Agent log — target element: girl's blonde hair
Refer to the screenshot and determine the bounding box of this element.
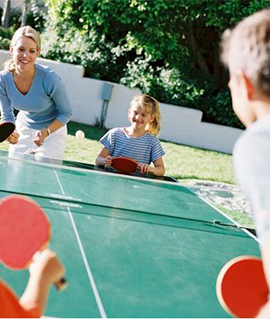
[130,94,161,135]
[4,25,41,72]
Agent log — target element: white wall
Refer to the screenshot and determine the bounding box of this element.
[0,50,243,154]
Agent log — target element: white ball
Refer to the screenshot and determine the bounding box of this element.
[75,130,85,140]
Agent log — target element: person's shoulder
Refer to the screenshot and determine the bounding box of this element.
[0,69,10,80]
[145,132,160,142]
[239,116,270,145]
[35,63,60,82]
[108,127,124,135]
[101,127,123,139]
[0,70,11,88]
[234,129,258,155]
[35,63,54,74]
[234,118,270,162]
[233,131,252,158]
[0,69,10,77]
[233,119,270,185]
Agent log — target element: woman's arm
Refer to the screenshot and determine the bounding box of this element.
[48,74,72,125]
[33,119,64,147]
[0,76,16,124]
[0,77,19,144]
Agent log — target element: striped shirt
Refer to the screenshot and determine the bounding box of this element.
[100,127,165,164]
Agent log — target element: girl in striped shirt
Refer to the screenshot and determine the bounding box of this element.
[96,94,165,176]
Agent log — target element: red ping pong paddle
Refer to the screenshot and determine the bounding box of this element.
[0,195,67,291]
[0,122,15,143]
[216,255,269,318]
[111,156,139,174]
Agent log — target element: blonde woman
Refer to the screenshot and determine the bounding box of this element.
[96,94,165,176]
[0,26,72,159]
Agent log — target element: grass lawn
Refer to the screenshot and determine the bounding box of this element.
[0,121,254,228]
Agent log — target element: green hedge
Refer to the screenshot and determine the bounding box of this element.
[3,0,270,129]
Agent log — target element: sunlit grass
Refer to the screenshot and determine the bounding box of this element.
[214,205,255,230]
[162,141,235,184]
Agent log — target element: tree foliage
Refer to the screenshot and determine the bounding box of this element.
[42,0,270,128]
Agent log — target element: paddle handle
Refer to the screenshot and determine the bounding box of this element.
[55,277,68,291]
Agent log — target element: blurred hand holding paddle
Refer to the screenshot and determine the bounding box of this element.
[216,255,269,318]
[0,122,16,143]
[0,195,67,291]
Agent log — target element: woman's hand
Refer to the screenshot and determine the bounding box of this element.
[33,129,48,147]
[7,131,19,144]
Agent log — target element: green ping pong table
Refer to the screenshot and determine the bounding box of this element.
[0,149,260,318]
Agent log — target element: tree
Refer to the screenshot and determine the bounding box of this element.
[20,0,30,27]
[1,0,11,28]
[42,0,270,128]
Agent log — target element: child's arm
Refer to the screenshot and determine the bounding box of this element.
[140,157,165,177]
[95,147,112,167]
[19,249,65,316]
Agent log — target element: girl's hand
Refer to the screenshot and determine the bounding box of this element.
[33,129,47,147]
[105,155,113,167]
[7,131,19,144]
[138,159,165,176]
[139,163,152,174]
